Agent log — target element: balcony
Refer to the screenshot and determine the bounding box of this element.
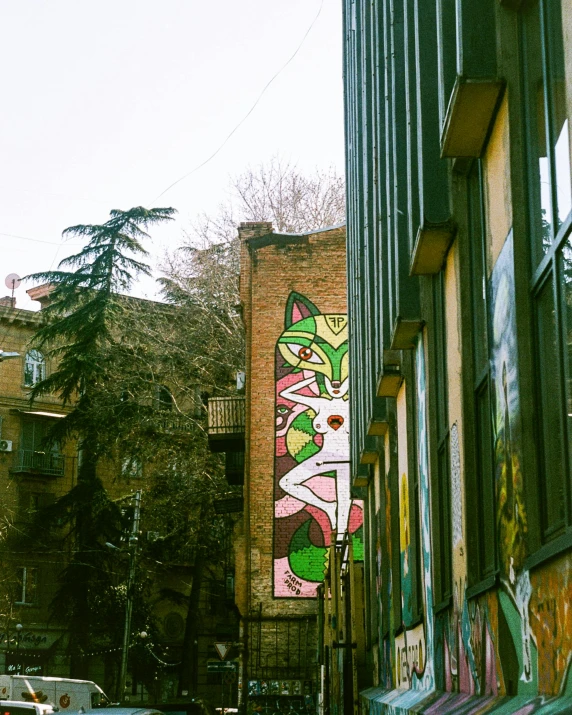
[207,396,245,452]
[154,414,194,433]
[12,449,65,477]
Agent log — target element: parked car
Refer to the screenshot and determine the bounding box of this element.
[153,703,212,715]
[0,699,55,715]
[69,710,163,715]
[0,676,109,712]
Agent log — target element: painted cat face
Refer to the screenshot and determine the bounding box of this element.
[278,292,348,392]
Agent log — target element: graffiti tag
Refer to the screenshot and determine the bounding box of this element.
[284,571,303,595]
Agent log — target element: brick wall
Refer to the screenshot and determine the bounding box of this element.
[238,223,347,623]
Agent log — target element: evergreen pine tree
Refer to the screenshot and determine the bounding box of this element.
[25,206,176,679]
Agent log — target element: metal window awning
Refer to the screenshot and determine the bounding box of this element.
[11,409,66,419]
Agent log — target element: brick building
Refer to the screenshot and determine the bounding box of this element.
[0,288,237,708]
[208,222,363,712]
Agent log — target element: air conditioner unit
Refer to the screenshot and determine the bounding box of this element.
[0,440,13,452]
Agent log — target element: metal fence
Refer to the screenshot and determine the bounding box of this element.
[12,449,65,477]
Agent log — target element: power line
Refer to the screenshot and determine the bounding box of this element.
[0,231,79,247]
[151,0,325,204]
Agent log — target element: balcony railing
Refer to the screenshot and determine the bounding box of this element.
[207,396,245,452]
[155,414,194,433]
[12,449,65,477]
[208,396,245,436]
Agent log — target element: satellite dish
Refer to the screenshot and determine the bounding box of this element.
[5,273,21,290]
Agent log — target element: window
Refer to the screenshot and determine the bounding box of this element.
[522,0,571,265]
[23,350,45,387]
[15,566,38,605]
[466,161,497,590]
[521,0,572,551]
[19,491,55,522]
[17,420,63,476]
[155,385,173,411]
[122,456,143,480]
[430,272,452,607]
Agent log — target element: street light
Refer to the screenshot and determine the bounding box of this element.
[15,623,23,674]
[112,490,142,703]
[0,350,20,362]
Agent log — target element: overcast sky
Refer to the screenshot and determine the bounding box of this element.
[0,0,344,310]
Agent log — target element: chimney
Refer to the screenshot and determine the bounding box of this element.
[237,221,273,243]
[26,283,54,309]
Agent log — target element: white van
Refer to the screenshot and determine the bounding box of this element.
[0,677,109,712]
[0,700,55,715]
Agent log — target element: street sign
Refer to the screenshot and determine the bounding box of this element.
[207,660,237,673]
[214,642,232,660]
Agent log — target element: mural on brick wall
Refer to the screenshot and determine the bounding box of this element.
[273,292,363,597]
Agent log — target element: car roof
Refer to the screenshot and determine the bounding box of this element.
[67,710,163,715]
[0,702,54,712]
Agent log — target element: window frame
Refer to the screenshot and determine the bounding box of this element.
[428,271,453,610]
[15,566,38,606]
[464,160,498,595]
[520,0,572,563]
[23,350,46,388]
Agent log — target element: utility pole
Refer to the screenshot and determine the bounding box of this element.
[118,489,141,702]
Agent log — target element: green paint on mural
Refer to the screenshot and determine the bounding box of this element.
[498,590,538,696]
[288,520,327,582]
[296,438,321,464]
[284,411,320,465]
[352,530,364,561]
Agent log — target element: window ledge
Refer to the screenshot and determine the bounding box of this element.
[352,464,370,488]
[440,76,505,158]
[410,220,457,275]
[525,530,572,571]
[359,437,379,466]
[390,318,424,350]
[466,573,497,600]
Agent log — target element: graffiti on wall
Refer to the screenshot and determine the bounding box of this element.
[273,293,363,597]
[412,337,435,692]
[490,232,527,579]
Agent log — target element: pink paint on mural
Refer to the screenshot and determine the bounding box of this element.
[273,293,363,597]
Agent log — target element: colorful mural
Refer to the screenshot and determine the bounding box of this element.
[413,337,435,692]
[490,232,528,579]
[273,292,363,597]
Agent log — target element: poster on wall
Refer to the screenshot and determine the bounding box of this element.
[273,292,363,597]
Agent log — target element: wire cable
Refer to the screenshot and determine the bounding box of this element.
[151,0,325,204]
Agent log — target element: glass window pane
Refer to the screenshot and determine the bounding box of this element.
[468,164,487,375]
[25,568,37,604]
[561,242,572,513]
[522,1,553,261]
[536,274,566,535]
[555,119,572,226]
[476,381,495,577]
[24,350,45,387]
[437,438,451,601]
[545,0,572,227]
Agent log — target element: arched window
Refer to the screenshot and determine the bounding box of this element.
[155,385,173,411]
[24,350,46,387]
